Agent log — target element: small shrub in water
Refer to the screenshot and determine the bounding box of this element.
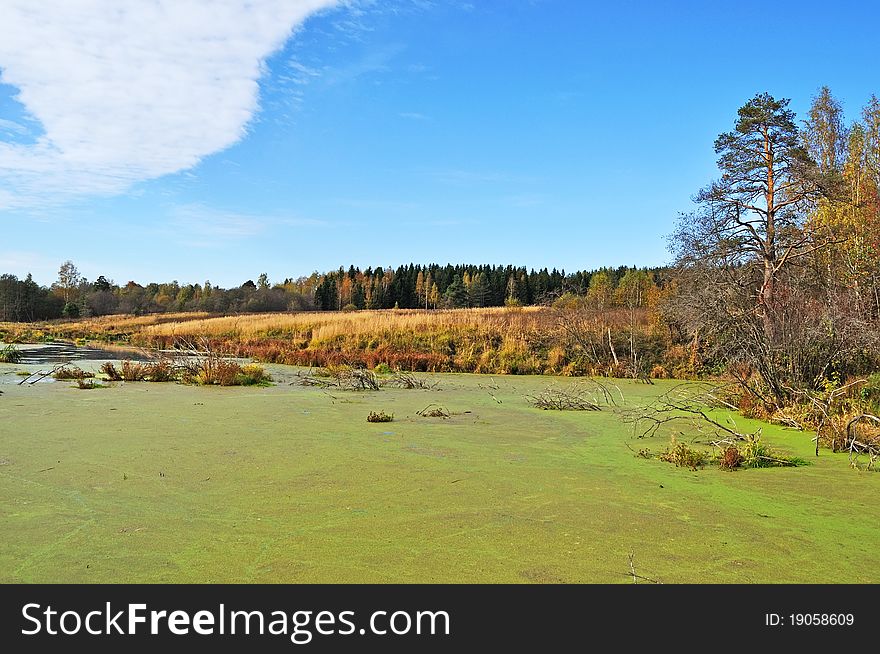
[53,365,94,380]
[121,360,149,381]
[74,378,104,390]
[181,356,260,386]
[659,437,708,470]
[736,434,805,468]
[718,446,743,470]
[367,411,394,423]
[234,363,272,386]
[145,358,178,382]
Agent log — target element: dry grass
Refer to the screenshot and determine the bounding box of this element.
[3,307,655,376]
[137,308,549,341]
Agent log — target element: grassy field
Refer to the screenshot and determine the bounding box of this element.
[0,307,655,375]
[1,358,877,583]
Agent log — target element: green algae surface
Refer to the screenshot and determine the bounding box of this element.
[1,364,877,583]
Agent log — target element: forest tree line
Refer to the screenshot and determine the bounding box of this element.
[0,262,665,322]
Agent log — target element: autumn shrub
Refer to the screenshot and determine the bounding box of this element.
[374,362,392,375]
[735,389,771,420]
[182,358,241,386]
[100,362,123,381]
[543,346,565,372]
[739,435,779,467]
[146,358,178,382]
[551,292,588,311]
[718,446,743,470]
[860,373,880,414]
[650,364,669,379]
[120,360,149,381]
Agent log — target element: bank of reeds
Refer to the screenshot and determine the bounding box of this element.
[2,307,672,377]
[125,308,657,376]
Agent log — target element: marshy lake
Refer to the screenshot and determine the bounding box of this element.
[1,350,877,583]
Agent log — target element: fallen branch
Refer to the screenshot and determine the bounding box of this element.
[387,371,439,390]
[626,551,661,584]
[527,385,602,411]
[416,404,450,418]
[18,364,65,385]
[622,382,750,440]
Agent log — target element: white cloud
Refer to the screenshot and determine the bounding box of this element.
[0,0,338,209]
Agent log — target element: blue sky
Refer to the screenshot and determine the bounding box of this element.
[1,0,877,287]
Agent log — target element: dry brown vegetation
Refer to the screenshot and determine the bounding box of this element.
[131,307,660,375]
[0,306,683,377]
[52,365,95,380]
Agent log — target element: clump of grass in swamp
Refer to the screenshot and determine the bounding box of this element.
[144,358,178,382]
[0,344,22,363]
[52,365,94,380]
[732,434,808,468]
[181,358,271,387]
[120,360,149,381]
[366,410,394,423]
[74,378,106,390]
[657,437,710,470]
[102,359,180,383]
[234,363,272,386]
[416,404,451,418]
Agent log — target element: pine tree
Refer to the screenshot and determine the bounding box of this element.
[444,275,469,308]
